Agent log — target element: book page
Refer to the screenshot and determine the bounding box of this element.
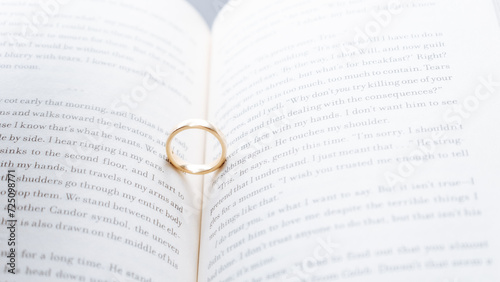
[198,0,500,281]
[0,0,209,281]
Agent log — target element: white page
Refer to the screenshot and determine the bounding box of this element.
[199,0,500,281]
[0,0,209,281]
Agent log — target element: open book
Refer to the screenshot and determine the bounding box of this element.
[1,0,500,281]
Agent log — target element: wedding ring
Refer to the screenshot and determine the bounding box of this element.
[166,119,227,175]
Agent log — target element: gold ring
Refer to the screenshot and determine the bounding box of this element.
[166,119,227,175]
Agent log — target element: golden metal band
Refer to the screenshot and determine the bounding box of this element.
[166,119,227,175]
